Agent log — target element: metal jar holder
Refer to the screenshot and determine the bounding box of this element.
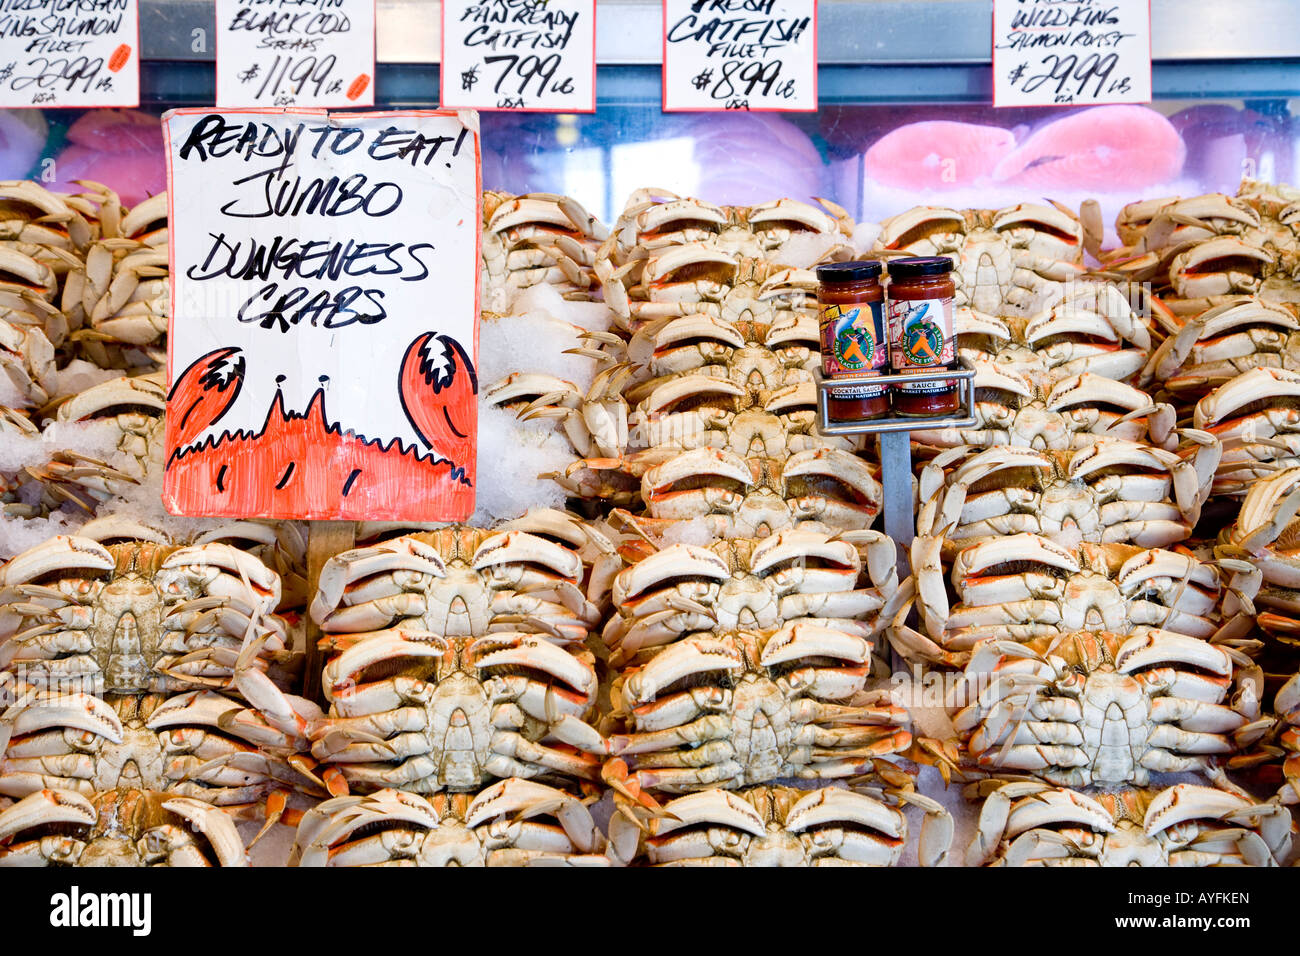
[815,356,977,576]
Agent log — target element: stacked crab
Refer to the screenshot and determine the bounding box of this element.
[870,195,1298,866]
[0,181,171,529]
[494,188,887,541]
[274,512,621,866]
[7,175,1300,868]
[476,189,956,866]
[596,527,955,866]
[1108,181,1300,812]
[0,524,322,867]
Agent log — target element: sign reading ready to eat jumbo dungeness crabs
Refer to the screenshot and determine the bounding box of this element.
[161,108,482,521]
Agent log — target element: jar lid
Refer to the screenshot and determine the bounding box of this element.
[815,260,883,283]
[888,256,954,278]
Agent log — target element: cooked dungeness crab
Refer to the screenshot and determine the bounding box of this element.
[602,529,899,668]
[481,192,607,312]
[253,628,608,795]
[910,361,1177,455]
[1194,366,1300,495]
[915,436,1220,555]
[603,623,910,795]
[308,511,607,646]
[891,533,1226,666]
[958,281,1156,388]
[0,787,246,866]
[33,372,165,513]
[0,689,323,807]
[598,236,835,331]
[560,446,882,537]
[1106,180,1300,315]
[1276,671,1300,804]
[0,406,39,517]
[290,778,608,866]
[965,780,1292,866]
[948,631,1268,787]
[601,190,854,265]
[1217,465,1300,647]
[0,313,55,409]
[1141,297,1300,403]
[872,203,1085,315]
[606,784,952,867]
[0,535,292,696]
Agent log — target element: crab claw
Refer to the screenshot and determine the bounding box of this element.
[399,331,478,480]
[0,788,97,842]
[161,796,248,867]
[601,758,663,814]
[165,346,245,456]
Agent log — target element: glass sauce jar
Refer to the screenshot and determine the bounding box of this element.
[815,260,888,421]
[886,256,959,416]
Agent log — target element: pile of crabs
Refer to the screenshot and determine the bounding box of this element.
[1,179,1299,867]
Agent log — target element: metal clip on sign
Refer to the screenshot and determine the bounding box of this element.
[814,356,977,576]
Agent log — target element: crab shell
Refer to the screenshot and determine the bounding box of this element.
[33,372,167,513]
[1220,465,1300,642]
[873,204,1084,315]
[1194,365,1300,494]
[0,689,324,805]
[309,512,603,646]
[890,533,1225,666]
[303,628,607,794]
[481,192,606,312]
[632,446,882,537]
[603,529,898,667]
[0,787,248,867]
[911,363,1176,454]
[0,535,288,695]
[607,784,952,867]
[1141,297,1300,400]
[916,437,1217,555]
[947,630,1265,787]
[966,781,1292,867]
[604,623,910,793]
[289,778,609,866]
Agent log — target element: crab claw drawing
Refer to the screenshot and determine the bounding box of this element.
[399,332,478,482]
[167,346,245,456]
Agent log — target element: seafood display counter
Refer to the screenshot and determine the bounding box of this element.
[0,0,1299,868]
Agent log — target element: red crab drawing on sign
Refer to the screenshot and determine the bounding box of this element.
[163,332,477,521]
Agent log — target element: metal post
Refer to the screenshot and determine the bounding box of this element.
[878,429,913,580]
[814,357,978,579]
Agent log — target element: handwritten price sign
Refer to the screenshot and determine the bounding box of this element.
[993,0,1151,107]
[0,0,139,108]
[440,0,595,112]
[662,0,815,112]
[215,0,375,108]
[162,108,482,521]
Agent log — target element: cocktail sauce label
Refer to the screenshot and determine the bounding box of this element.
[819,300,887,398]
[887,296,955,394]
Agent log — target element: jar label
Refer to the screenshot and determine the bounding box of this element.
[887,295,956,393]
[819,299,888,401]
[819,301,887,375]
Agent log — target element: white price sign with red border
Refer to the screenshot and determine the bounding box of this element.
[162,108,482,521]
[0,0,139,108]
[440,0,596,112]
[215,0,376,108]
[662,0,816,112]
[993,0,1152,107]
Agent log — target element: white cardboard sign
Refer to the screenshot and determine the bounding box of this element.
[0,0,139,108]
[993,0,1152,107]
[440,0,596,112]
[215,0,376,108]
[162,108,481,521]
[662,0,816,112]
